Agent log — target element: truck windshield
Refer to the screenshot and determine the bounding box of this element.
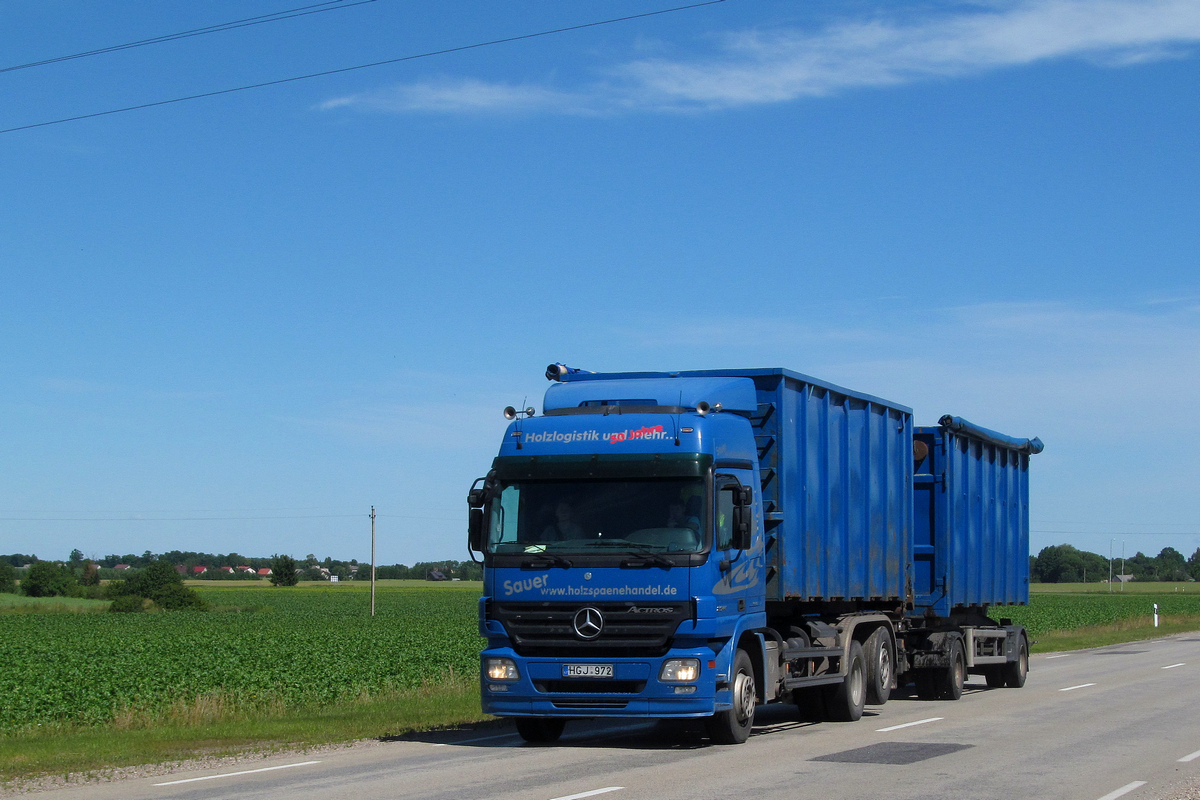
[487,478,705,555]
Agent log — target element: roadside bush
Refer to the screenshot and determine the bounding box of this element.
[106,560,206,610]
[0,563,15,594]
[22,561,77,597]
[109,594,146,613]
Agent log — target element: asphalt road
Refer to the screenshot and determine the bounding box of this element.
[28,634,1200,800]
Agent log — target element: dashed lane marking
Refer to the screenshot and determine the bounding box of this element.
[550,788,624,800]
[153,761,322,786]
[876,717,943,732]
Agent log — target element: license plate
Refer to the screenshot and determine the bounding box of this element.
[562,663,613,678]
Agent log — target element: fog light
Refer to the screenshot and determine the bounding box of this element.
[487,684,509,692]
[486,658,520,681]
[660,658,700,682]
[674,685,697,694]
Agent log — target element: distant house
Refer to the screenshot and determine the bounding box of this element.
[193,566,208,575]
[219,566,234,573]
[238,566,255,574]
[114,564,131,571]
[174,564,187,575]
[257,568,272,576]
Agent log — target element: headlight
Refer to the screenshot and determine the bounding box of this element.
[659,658,700,682]
[485,657,520,681]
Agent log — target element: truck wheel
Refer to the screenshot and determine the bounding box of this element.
[983,666,1006,688]
[706,649,755,744]
[1004,635,1029,688]
[914,670,939,700]
[935,637,965,700]
[863,628,893,706]
[516,718,566,743]
[823,640,866,722]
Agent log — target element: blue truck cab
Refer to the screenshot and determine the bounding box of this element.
[468,364,1041,744]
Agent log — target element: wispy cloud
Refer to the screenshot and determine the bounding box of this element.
[319,0,1200,116]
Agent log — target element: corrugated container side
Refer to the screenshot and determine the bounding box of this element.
[914,424,1032,616]
[746,371,912,604]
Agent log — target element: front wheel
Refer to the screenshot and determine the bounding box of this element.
[706,649,755,744]
[516,717,565,743]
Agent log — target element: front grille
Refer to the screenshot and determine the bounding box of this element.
[491,601,690,657]
[534,680,646,694]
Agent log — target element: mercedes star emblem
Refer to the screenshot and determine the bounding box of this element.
[572,606,604,640]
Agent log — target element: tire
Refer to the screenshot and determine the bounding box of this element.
[1004,635,1029,688]
[983,666,1006,688]
[706,649,756,744]
[823,640,866,722]
[863,628,894,706]
[934,637,965,701]
[515,717,566,743]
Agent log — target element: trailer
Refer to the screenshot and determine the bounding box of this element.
[469,365,1041,743]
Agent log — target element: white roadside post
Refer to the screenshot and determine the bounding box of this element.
[1154,603,1159,628]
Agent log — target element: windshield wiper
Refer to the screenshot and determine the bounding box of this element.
[620,546,675,569]
[521,553,573,569]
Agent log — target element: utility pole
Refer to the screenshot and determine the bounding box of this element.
[371,506,376,617]
[1109,539,1114,593]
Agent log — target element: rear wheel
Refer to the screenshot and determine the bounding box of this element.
[823,640,866,722]
[983,666,1006,688]
[935,637,965,701]
[864,628,894,706]
[914,670,939,700]
[706,649,756,744]
[1004,635,1029,688]
[516,718,565,743]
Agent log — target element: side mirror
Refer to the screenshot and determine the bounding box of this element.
[468,508,485,552]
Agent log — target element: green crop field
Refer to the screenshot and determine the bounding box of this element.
[995,590,1200,638]
[3,580,1199,735]
[0,583,483,732]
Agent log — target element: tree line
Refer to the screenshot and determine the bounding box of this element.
[1032,544,1200,583]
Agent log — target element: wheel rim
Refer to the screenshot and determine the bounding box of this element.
[734,669,755,723]
[954,651,965,688]
[878,644,892,692]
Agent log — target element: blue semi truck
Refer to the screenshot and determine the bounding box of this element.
[467,365,1043,744]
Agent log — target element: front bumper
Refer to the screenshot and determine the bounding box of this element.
[481,646,725,718]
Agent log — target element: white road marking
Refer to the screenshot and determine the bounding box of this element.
[1095,781,1147,800]
[431,732,518,746]
[1180,749,1200,763]
[876,717,943,732]
[550,788,623,800]
[1163,663,1186,670]
[153,760,322,786]
[1045,654,1072,659]
[1060,683,1096,692]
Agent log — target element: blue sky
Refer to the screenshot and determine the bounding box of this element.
[3,0,1199,567]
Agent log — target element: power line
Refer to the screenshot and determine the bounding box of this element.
[1,0,381,75]
[0,0,728,135]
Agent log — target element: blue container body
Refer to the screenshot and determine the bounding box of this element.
[912,418,1041,616]
[723,369,913,604]
[570,368,915,604]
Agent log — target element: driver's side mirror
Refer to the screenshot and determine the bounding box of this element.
[468,508,485,552]
[467,479,489,553]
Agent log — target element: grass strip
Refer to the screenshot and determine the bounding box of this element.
[0,675,489,786]
[1029,613,1200,652]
